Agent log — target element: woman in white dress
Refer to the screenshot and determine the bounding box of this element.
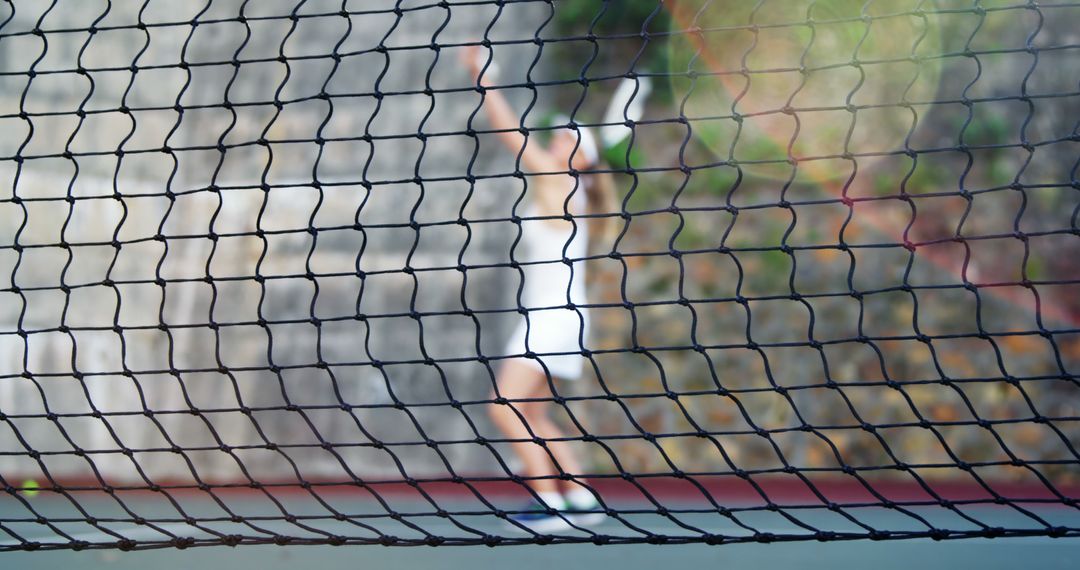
[461,47,616,531]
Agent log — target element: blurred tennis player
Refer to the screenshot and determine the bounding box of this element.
[461,45,650,533]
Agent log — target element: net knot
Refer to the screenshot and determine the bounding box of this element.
[753,533,775,543]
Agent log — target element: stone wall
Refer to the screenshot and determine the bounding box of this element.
[0,0,551,481]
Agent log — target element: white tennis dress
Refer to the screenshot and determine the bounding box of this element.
[502,193,591,380]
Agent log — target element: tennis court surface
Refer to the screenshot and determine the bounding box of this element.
[3,479,1080,568]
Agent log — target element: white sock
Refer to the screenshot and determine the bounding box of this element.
[564,487,599,509]
[536,491,565,509]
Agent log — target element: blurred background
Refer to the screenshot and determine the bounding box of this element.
[0,0,1077,494]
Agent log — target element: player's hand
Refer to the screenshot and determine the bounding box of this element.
[459,42,499,86]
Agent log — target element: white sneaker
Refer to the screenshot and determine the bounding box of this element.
[563,501,605,526]
[505,500,573,533]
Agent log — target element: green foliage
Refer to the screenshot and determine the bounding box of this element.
[622,177,661,211]
[1024,253,1046,281]
[552,0,669,36]
[671,217,705,251]
[961,112,1011,147]
[903,159,952,194]
[874,173,896,196]
[694,162,740,198]
[550,0,672,89]
[602,137,645,170]
[729,222,792,295]
[734,134,788,165]
[744,249,793,295]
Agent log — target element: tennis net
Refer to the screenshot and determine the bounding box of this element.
[0,0,1078,549]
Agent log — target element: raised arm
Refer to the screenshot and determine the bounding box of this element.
[461,45,557,174]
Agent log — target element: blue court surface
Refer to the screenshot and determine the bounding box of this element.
[2,530,1077,570]
[2,487,1078,569]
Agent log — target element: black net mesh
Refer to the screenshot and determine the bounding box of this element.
[1,0,1079,550]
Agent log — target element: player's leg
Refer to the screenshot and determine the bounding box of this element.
[521,376,604,524]
[488,359,562,496]
[488,359,583,531]
[518,376,584,482]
